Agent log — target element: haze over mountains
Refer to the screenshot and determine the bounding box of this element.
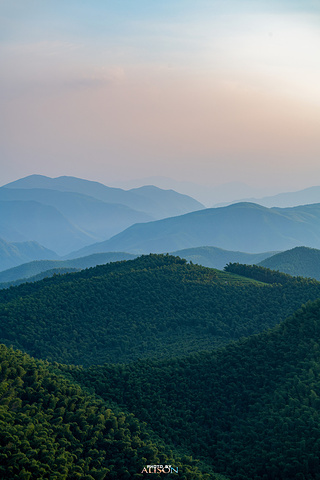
[4,174,204,220]
[217,185,320,208]
[0,175,204,257]
[0,187,153,246]
[3,0,320,474]
[68,201,320,257]
[0,238,58,272]
[117,176,319,209]
[113,176,280,206]
[0,199,94,255]
[3,175,320,273]
[0,252,137,285]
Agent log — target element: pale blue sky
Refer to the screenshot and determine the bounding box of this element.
[1,0,320,190]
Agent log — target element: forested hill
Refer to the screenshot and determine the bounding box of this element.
[1,254,320,366]
[224,262,298,284]
[0,344,218,480]
[3,255,320,479]
[0,247,276,287]
[258,246,320,280]
[66,298,320,480]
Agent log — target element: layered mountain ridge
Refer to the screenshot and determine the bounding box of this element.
[0,175,204,258]
[68,201,320,257]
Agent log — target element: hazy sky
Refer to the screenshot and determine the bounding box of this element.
[1,0,320,190]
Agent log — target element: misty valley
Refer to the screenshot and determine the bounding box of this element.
[2,175,320,479]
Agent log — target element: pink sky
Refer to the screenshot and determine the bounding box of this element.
[1,1,320,191]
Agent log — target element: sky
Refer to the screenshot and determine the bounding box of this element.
[1,0,320,192]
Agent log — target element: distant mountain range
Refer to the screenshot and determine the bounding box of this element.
[171,246,278,270]
[113,176,278,206]
[115,176,320,208]
[217,185,320,208]
[4,175,320,269]
[67,202,320,257]
[0,200,94,256]
[4,174,204,219]
[0,238,58,271]
[0,188,153,246]
[0,252,137,285]
[0,175,204,257]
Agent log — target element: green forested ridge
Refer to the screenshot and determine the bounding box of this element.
[224,262,300,284]
[0,344,216,480]
[2,255,320,478]
[1,255,320,365]
[64,298,320,480]
[258,246,320,280]
[0,246,276,286]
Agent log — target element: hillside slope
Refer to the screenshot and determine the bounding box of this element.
[0,344,214,479]
[1,255,320,366]
[259,246,320,280]
[70,298,320,480]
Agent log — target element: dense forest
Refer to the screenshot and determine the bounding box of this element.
[1,255,320,365]
[224,262,301,284]
[63,298,320,480]
[0,344,220,479]
[2,254,320,479]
